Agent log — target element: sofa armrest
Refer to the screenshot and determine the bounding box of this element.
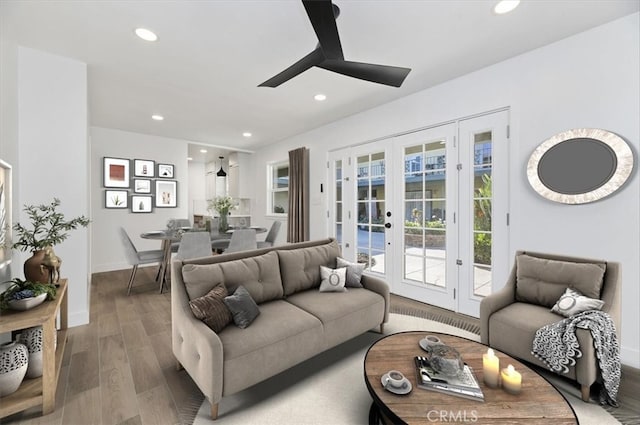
[361,274,390,323]
[171,259,224,406]
[480,267,516,344]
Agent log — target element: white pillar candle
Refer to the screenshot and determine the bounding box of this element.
[501,364,522,395]
[482,348,500,388]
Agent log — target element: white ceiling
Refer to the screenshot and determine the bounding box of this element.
[2,0,638,162]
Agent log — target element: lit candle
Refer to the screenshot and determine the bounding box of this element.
[482,348,500,388]
[501,364,522,395]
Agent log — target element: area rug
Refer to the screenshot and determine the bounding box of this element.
[192,314,620,424]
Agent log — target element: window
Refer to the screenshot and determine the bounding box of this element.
[268,161,289,215]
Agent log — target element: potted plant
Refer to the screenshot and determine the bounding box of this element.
[0,278,56,311]
[11,198,90,283]
[207,196,237,233]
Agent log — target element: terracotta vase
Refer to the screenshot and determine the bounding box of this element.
[24,249,50,283]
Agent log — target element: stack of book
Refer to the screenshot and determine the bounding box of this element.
[414,356,484,402]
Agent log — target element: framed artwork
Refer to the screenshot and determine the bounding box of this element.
[134,179,152,194]
[155,180,177,208]
[134,159,155,177]
[157,163,174,178]
[0,159,12,270]
[105,190,128,209]
[103,157,130,188]
[131,195,153,213]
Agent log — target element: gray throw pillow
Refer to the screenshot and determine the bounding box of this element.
[319,266,347,293]
[223,286,260,329]
[336,257,365,288]
[551,287,604,317]
[188,284,233,333]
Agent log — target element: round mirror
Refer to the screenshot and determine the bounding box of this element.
[527,129,633,204]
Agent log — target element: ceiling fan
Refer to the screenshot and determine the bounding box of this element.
[259,0,411,88]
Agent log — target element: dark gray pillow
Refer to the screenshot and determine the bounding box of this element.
[223,286,260,329]
[336,257,365,288]
[188,284,233,333]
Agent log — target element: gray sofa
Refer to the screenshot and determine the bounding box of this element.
[171,238,389,420]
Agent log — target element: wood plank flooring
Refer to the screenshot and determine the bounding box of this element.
[2,269,638,424]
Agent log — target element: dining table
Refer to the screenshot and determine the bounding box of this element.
[140,227,268,292]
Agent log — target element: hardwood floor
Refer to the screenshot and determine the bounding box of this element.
[3,268,202,425]
[3,269,638,424]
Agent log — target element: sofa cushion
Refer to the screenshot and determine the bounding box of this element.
[224,286,260,329]
[218,300,324,395]
[551,287,604,317]
[515,254,605,308]
[181,251,284,303]
[188,283,233,333]
[337,257,365,288]
[286,288,385,349]
[277,239,341,296]
[488,302,577,379]
[319,266,347,292]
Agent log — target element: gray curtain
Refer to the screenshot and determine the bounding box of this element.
[287,147,309,243]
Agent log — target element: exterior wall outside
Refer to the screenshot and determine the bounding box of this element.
[248,14,640,366]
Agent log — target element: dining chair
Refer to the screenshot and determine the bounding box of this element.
[120,227,165,295]
[257,221,282,249]
[225,228,257,253]
[176,231,212,260]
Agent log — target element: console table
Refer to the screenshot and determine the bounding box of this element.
[0,279,68,418]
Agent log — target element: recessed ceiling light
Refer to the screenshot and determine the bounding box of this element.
[314,94,327,101]
[187,157,193,161]
[493,0,520,14]
[242,132,252,138]
[151,114,164,121]
[135,28,158,42]
[200,149,208,153]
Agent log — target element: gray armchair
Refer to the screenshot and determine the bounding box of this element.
[480,250,620,402]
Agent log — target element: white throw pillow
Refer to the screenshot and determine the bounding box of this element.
[319,266,347,293]
[336,257,365,288]
[551,287,604,317]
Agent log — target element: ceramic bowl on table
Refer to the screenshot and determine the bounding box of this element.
[8,293,47,311]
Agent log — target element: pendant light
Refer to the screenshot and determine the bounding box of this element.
[216,156,227,177]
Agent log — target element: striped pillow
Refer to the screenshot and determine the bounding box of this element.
[189,284,233,333]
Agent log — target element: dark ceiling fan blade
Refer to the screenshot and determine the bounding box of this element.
[258,48,325,87]
[318,59,411,87]
[302,0,343,60]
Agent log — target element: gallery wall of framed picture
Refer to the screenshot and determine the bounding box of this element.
[103,156,177,213]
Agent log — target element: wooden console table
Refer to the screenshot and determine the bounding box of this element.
[0,279,68,418]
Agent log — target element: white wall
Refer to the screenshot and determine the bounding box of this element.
[249,14,640,366]
[17,47,90,326]
[188,161,206,218]
[91,127,189,272]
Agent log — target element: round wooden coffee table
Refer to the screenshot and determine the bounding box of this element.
[364,331,577,424]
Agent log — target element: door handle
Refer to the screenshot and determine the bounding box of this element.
[385,223,392,229]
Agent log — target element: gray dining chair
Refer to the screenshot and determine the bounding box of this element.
[176,231,212,260]
[120,227,165,295]
[257,221,282,249]
[225,228,257,253]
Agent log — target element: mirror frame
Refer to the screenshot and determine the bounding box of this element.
[527,128,633,204]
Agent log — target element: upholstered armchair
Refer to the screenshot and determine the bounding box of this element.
[480,250,620,401]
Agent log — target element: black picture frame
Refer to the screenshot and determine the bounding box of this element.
[157,163,174,178]
[131,195,153,213]
[155,180,177,208]
[134,159,155,177]
[133,179,152,194]
[105,190,129,209]
[103,157,130,188]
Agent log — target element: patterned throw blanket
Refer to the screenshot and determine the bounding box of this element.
[531,310,620,407]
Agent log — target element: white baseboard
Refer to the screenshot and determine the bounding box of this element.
[621,346,640,369]
[68,310,90,328]
[92,262,159,274]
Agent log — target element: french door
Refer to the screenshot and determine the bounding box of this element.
[328,110,509,318]
[328,141,394,282]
